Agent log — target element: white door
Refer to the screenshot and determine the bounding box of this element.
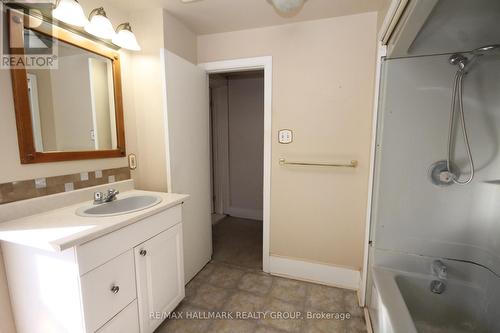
[162,50,212,282]
[134,225,185,333]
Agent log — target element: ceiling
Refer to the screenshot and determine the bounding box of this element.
[105,0,388,35]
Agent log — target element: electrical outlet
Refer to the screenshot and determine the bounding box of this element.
[278,129,293,144]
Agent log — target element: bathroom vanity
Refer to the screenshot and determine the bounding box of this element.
[0,181,188,333]
[1,8,189,333]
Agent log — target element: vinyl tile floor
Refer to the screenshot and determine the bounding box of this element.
[155,217,367,333]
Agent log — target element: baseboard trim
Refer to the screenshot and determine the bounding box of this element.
[211,213,226,225]
[269,255,361,290]
[226,207,263,220]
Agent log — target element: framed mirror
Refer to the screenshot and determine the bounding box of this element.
[9,9,126,163]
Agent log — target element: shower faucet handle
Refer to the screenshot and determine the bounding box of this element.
[432,260,448,280]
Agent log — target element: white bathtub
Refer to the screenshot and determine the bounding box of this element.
[368,251,500,333]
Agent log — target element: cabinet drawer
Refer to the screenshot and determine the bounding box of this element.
[96,300,139,333]
[77,205,182,274]
[80,250,137,333]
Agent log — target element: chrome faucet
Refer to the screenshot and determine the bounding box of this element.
[93,189,119,205]
[432,260,448,280]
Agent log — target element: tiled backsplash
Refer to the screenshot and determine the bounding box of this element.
[0,167,131,204]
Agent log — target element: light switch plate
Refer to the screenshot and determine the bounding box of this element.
[128,154,137,170]
[278,129,293,144]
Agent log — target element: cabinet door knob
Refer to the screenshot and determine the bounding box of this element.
[110,285,120,294]
[140,249,147,257]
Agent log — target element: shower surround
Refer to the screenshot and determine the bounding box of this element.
[367,52,500,333]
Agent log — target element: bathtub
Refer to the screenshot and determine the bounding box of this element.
[368,251,500,333]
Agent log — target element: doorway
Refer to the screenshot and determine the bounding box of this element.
[209,71,264,270]
[162,52,271,280]
[200,56,272,273]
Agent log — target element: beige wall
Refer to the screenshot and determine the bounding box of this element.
[127,8,167,192]
[163,10,197,65]
[198,12,378,270]
[377,0,393,31]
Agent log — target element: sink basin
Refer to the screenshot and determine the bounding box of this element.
[76,195,162,217]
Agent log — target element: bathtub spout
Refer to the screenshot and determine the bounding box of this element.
[430,280,446,294]
[432,260,448,280]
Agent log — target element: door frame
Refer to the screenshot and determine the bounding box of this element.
[359,43,387,306]
[199,56,273,273]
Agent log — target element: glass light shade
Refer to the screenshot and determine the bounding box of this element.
[84,8,115,40]
[52,0,89,27]
[112,23,141,51]
[270,0,305,12]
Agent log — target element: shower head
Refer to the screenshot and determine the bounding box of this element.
[471,44,500,56]
[450,44,500,73]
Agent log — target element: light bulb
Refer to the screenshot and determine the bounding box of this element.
[52,0,89,27]
[112,23,141,51]
[84,7,115,40]
[270,0,306,13]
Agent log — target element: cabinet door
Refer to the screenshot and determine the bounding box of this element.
[134,224,185,333]
[96,301,139,333]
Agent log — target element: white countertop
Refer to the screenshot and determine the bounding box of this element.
[0,190,189,252]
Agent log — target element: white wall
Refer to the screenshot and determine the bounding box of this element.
[372,54,500,275]
[226,73,264,220]
[198,12,378,270]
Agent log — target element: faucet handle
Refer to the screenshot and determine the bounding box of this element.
[108,188,119,195]
[432,260,448,280]
[94,191,103,203]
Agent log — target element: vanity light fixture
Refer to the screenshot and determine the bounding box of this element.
[112,23,141,51]
[269,0,306,13]
[52,0,89,27]
[84,7,115,40]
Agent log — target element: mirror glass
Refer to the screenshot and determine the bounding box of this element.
[25,28,117,152]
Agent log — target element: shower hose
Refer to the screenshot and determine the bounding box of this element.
[446,70,475,185]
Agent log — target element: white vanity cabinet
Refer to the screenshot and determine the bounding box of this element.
[134,223,184,333]
[1,202,185,333]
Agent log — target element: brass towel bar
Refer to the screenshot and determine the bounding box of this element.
[279,158,358,168]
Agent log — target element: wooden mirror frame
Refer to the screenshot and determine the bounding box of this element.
[9,9,126,164]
